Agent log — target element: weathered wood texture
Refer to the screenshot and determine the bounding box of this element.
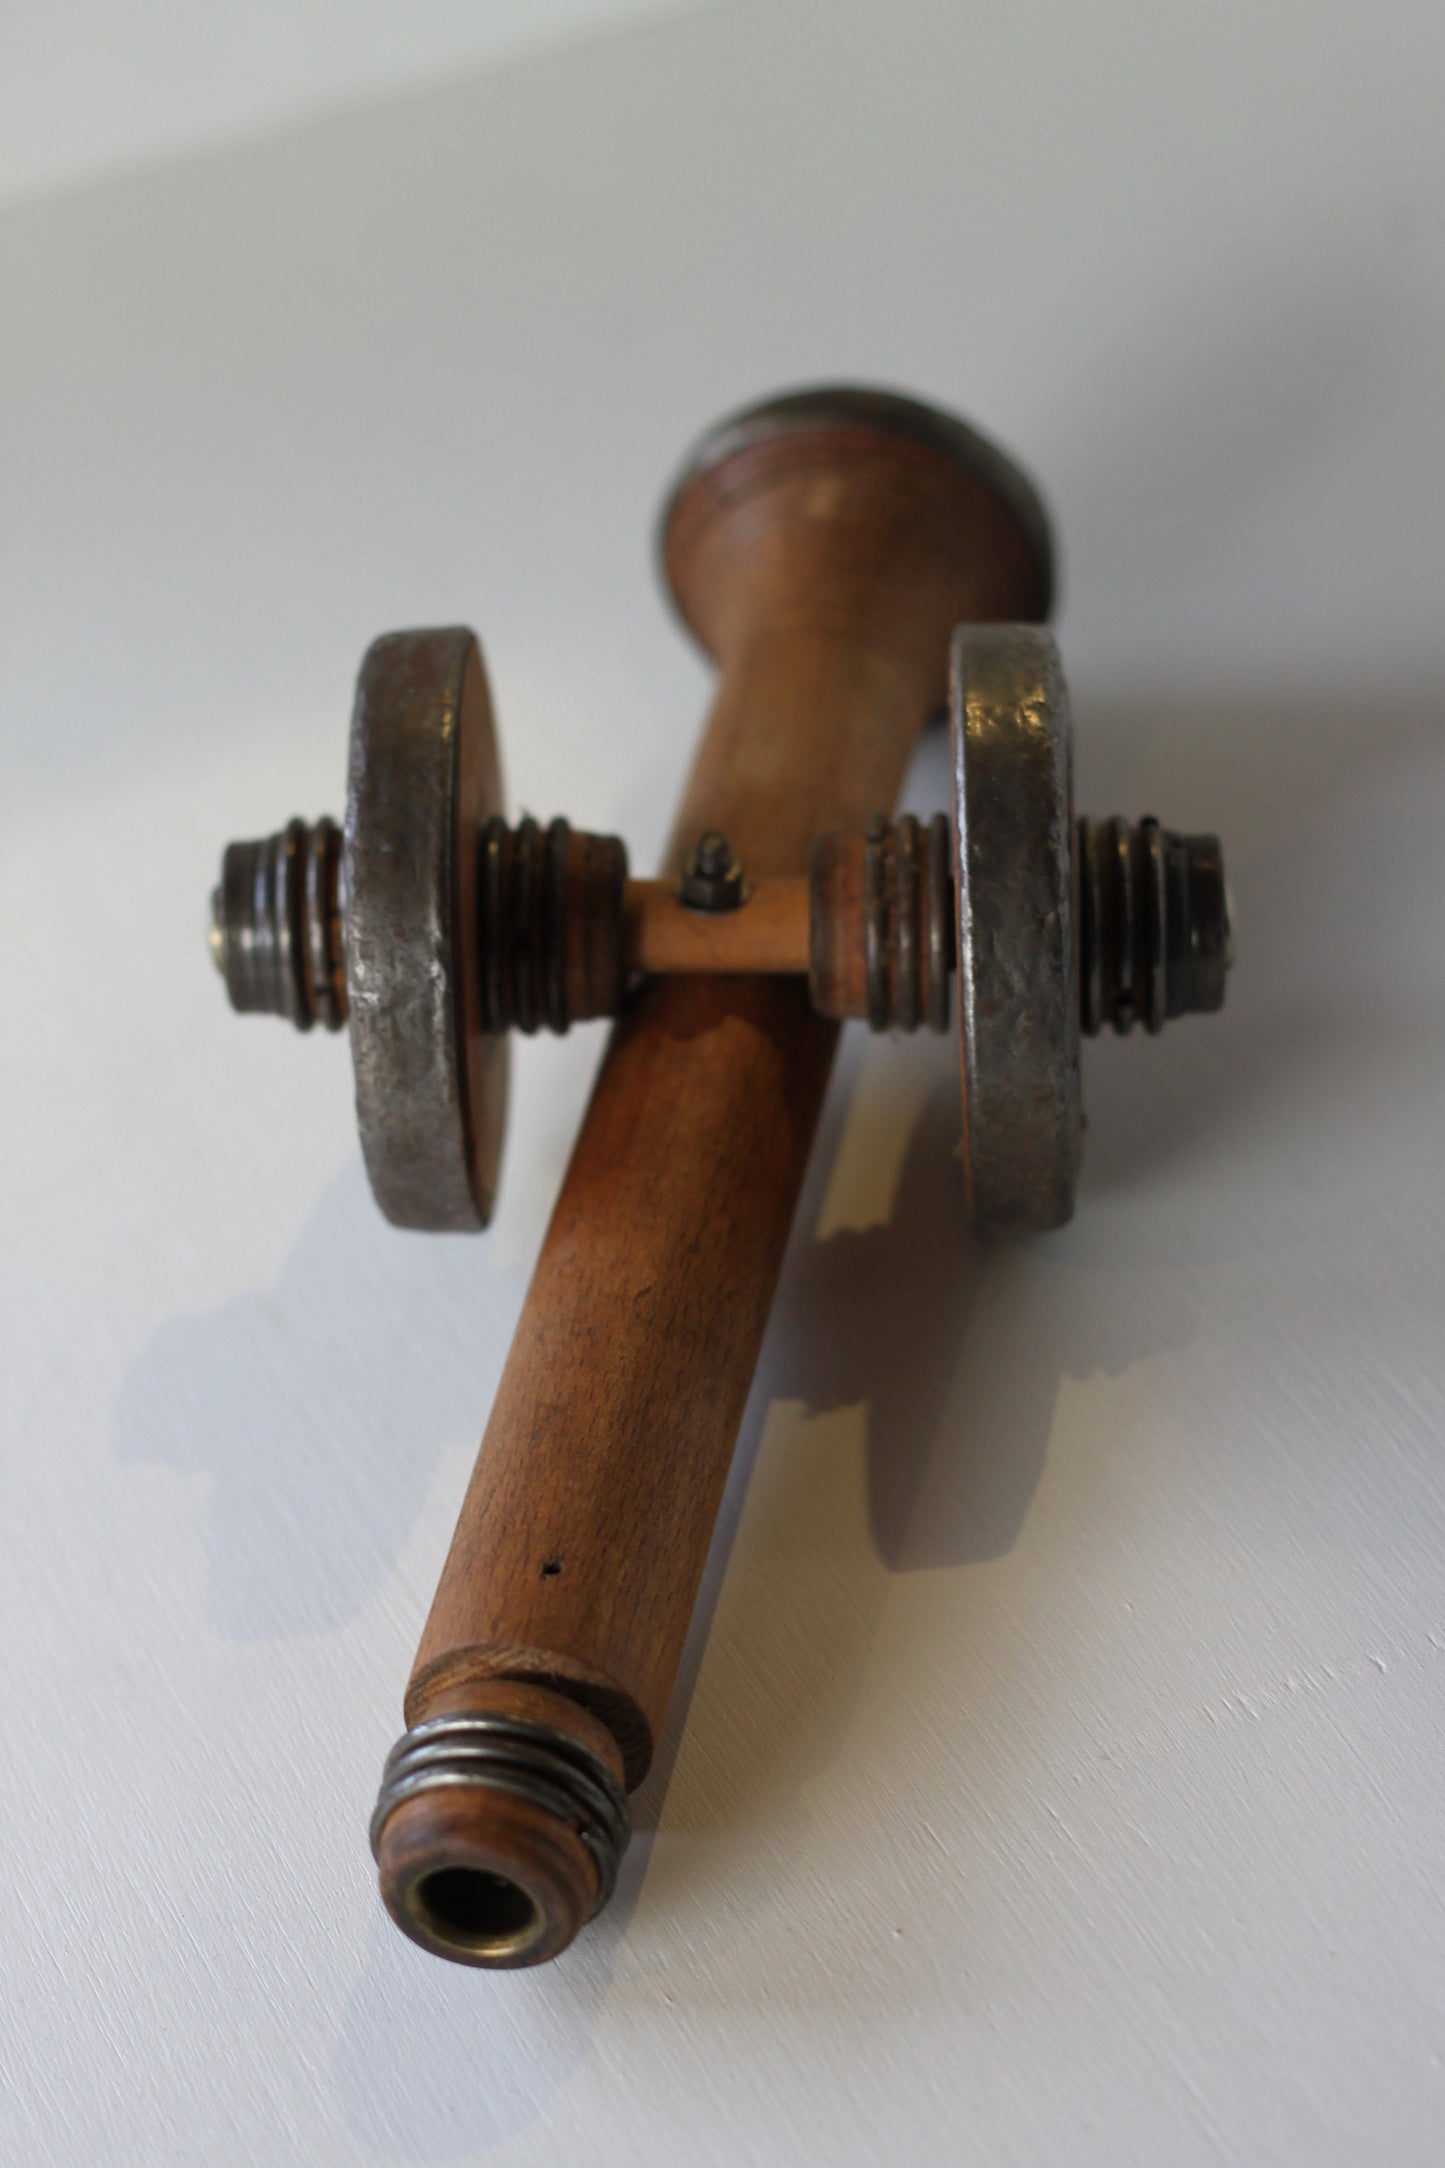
[404,411,1048,1788]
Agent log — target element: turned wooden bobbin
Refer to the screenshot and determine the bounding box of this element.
[366,389,1049,1963]
[209,387,1231,1967]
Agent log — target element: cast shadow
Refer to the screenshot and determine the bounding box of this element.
[113,1159,525,1637]
[771,1067,1065,1573]
[1073,675,1445,1203]
[625,665,1445,1878]
[335,1902,626,2160]
[130,676,1443,2142]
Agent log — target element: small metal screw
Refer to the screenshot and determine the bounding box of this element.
[677,829,749,913]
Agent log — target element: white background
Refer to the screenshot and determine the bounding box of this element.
[0,0,712,204]
[3,3,1443,2162]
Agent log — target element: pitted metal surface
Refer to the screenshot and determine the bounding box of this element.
[344,627,508,1231]
[950,625,1081,1231]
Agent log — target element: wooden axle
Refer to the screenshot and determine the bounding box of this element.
[212,810,953,1033]
[626,870,811,975]
[456,807,1225,1039]
[217,802,1227,1046]
[471,809,957,1035]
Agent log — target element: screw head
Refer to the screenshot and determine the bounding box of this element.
[677,829,748,912]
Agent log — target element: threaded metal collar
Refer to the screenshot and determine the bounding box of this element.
[370,1711,632,1921]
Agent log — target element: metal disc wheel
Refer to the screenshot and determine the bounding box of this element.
[344,627,509,1230]
[950,623,1081,1231]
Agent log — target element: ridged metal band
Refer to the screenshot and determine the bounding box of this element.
[862,816,890,1033]
[894,813,920,1032]
[213,817,347,1031]
[1074,815,1230,1038]
[369,1712,633,1920]
[859,811,954,1034]
[478,815,628,1037]
[925,812,951,1033]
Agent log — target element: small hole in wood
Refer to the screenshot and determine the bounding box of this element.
[540,1556,563,1578]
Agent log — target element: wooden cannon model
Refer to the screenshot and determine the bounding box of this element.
[211,388,1231,1967]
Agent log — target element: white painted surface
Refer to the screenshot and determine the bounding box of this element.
[0,0,718,206]
[2,3,1443,2161]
